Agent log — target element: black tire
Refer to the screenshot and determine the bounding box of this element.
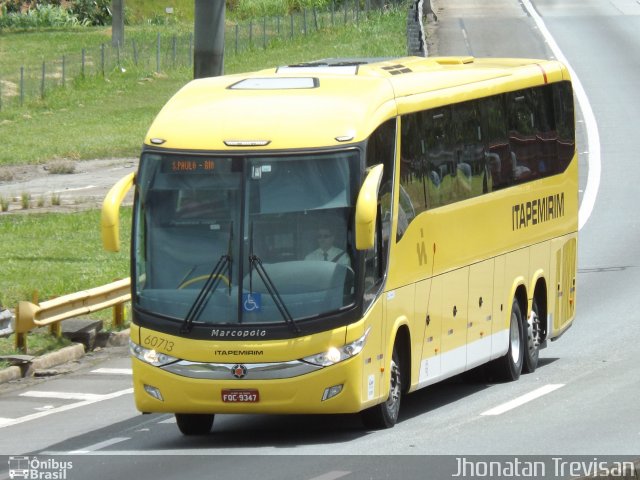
[523,298,541,373]
[175,413,214,435]
[490,298,525,381]
[361,348,401,429]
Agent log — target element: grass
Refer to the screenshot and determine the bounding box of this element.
[0,332,71,357]
[0,208,131,309]
[0,69,186,164]
[127,0,195,24]
[125,0,342,22]
[0,6,407,165]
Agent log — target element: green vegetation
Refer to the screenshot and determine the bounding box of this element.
[127,0,194,24]
[0,208,131,308]
[0,331,71,357]
[0,69,186,164]
[0,0,353,26]
[0,4,86,29]
[229,0,340,19]
[0,6,407,165]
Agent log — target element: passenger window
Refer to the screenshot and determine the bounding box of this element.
[553,82,576,173]
[424,106,455,208]
[480,96,510,190]
[452,101,486,200]
[400,113,428,215]
[507,89,538,184]
[397,81,575,211]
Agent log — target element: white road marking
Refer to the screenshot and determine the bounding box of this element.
[34,405,55,411]
[306,472,352,480]
[481,384,565,416]
[158,417,176,424]
[20,391,103,401]
[0,388,133,429]
[69,437,130,454]
[91,368,133,375]
[521,0,601,231]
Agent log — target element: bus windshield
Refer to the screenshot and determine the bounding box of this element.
[133,150,361,329]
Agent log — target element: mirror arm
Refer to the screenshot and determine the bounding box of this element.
[101,172,135,252]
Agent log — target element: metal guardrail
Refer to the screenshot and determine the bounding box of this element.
[14,278,131,352]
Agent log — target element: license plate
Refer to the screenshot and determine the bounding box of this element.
[221,389,260,403]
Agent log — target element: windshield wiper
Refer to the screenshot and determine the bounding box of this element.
[248,223,300,334]
[180,224,233,334]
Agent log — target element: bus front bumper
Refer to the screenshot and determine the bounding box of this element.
[131,355,367,415]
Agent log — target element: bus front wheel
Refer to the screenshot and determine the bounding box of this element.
[175,413,214,435]
[361,348,402,429]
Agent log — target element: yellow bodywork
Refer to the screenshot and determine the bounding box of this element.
[355,164,384,250]
[126,56,577,415]
[101,172,134,252]
[143,57,567,152]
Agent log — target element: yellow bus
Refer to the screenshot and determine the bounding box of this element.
[102,56,577,435]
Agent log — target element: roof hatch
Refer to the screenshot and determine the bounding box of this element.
[229,77,318,90]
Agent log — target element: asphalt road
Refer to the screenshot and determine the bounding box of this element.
[1,1,639,479]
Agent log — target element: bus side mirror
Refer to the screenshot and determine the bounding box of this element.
[355,164,384,251]
[101,172,135,252]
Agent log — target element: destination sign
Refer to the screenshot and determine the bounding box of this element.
[164,158,216,174]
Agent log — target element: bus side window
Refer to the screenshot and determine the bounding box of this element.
[532,85,558,176]
[507,89,539,183]
[364,119,396,301]
[452,101,485,200]
[364,202,384,298]
[480,96,510,190]
[399,113,427,239]
[424,107,455,208]
[553,81,576,173]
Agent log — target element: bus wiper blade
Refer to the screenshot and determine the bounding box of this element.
[249,254,300,334]
[181,224,233,334]
[180,254,230,334]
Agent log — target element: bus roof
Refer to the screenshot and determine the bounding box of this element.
[144,56,570,152]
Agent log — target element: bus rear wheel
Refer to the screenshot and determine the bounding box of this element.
[523,298,541,373]
[175,413,214,435]
[361,348,401,429]
[490,298,525,381]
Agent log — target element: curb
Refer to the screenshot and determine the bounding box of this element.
[31,343,85,371]
[0,366,21,384]
[0,329,130,384]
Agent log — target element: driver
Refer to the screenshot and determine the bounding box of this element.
[305,227,351,267]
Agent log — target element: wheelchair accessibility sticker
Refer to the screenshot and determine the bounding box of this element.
[243,293,262,312]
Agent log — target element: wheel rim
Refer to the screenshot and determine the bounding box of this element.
[385,358,401,420]
[510,310,521,365]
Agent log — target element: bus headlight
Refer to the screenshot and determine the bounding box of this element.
[130,339,179,367]
[302,328,370,367]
